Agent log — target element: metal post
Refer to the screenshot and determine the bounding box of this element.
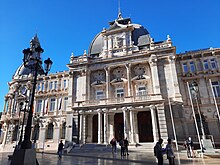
[168,97,178,151]
[186,82,203,152]
[21,61,38,149]
[209,79,220,125]
[195,97,206,139]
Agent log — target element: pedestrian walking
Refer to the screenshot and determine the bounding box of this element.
[110,137,117,153]
[184,137,195,158]
[124,137,129,155]
[166,138,175,165]
[58,140,64,159]
[154,138,165,165]
[119,138,125,156]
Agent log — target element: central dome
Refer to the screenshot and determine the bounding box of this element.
[88,16,151,57]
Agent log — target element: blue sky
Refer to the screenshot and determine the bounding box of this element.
[0,0,220,112]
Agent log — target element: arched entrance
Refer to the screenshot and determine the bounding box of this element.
[137,111,153,142]
[92,114,98,143]
[114,113,124,141]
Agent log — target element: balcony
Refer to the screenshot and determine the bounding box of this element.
[80,94,161,107]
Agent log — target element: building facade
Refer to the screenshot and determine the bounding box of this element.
[0,14,219,151]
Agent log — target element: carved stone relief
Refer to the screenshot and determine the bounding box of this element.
[90,70,106,84]
[112,67,126,81]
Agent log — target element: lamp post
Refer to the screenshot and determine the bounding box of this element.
[191,81,206,140]
[186,82,203,153]
[10,41,52,165]
[18,101,29,147]
[21,47,52,149]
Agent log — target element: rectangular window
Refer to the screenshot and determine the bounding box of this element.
[96,90,105,100]
[203,60,209,70]
[54,81,57,89]
[42,82,44,91]
[64,97,68,110]
[137,86,147,96]
[212,81,220,97]
[183,63,188,73]
[36,100,42,113]
[37,83,41,91]
[63,80,67,89]
[50,98,56,111]
[190,61,196,72]
[210,59,217,69]
[49,82,53,90]
[116,88,124,98]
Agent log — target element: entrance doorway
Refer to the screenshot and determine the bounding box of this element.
[114,113,124,141]
[92,114,98,143]
[137,111,153,142]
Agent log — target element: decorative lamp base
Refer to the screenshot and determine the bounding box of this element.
[10,148,38,165]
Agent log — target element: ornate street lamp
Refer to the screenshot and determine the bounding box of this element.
[18,101,29,147]
[10,40,52,165]
[191,81,206,140]
[21,47,52,149]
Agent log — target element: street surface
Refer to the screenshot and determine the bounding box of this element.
[0,151,220,165]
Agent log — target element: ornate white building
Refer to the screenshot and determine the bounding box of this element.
[0,14,219,151]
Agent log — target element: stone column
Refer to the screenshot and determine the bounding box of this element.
[108,113,114,140]
[65,112,73,142]
[156,104,168,140]
[8,95,13,114]
[125,63,132,97]
[82,114,86,144]
[86,70,91,101]
[150,54,161,95]
[103,109,109,144]
[122,108,129,139]
[129,110,135,144]
[104,67,110,99]
[133,111,139,143]
[98,111,103,144]
[79,112,84,143]
[67,71,74,111]
[3,97,8,114]
[150,106,159,142]
[169,56,181,98]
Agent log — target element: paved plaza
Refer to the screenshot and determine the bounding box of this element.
[0,148,220,165]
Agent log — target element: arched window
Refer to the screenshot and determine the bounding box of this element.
[12,125,19,141]
[32,124,40,141]
[46,123,54,139]
[61,122,66,139]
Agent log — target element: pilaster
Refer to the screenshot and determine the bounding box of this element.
[65,113,73,142]
[103,109,109,144]
[104,67,110,99]
[150,106,159,142]
[122,107,129,139]
[156,104,168,140]
[150,55,161,95]
[125,63,132,97]
[98,110,103,144]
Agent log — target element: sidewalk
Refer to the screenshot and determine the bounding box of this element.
[40,145,220,165]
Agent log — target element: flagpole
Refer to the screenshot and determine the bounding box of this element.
[209,79,220,125]
[168,97,178,151]
[186,82,203,153]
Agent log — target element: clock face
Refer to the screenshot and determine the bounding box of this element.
[20,86,27,95]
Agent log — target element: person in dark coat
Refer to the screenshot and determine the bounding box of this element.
[110,137,117,153]
[124,137,129,155]
[166,138,175,165]
[119,138,125,156]
[58,140,64,158]
[154,138,165,165]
